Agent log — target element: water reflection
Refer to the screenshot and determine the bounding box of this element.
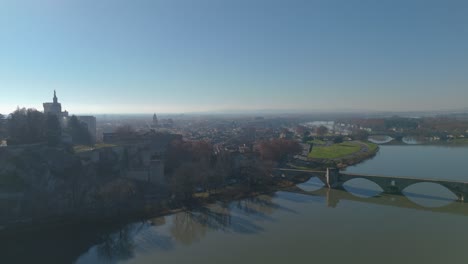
[295,175,459,205]
[402,136,423,144]
[77,222,175,264]
[3,181,468,264]
[96,226,136,263]
[296,177,325,192]
[368,135,394,144]
[76,196,285,263]
[170,196,286,245]
[9,144,467,263]
[289,183,467,215]
[342,178,384,198]
[402,182,458,208]
[233,195,291,219]
[345,145,468,181]
[171,206,230,245]
[89,186,468,263]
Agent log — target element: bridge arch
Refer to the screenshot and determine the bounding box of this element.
[296,177,325,192]
[342,178,384,198]
[401,182,458,208]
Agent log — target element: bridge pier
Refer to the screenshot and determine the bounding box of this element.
[326,168,341,188]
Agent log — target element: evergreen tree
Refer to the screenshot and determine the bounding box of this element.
[7,108,46,145]
[46,114,62,146]
[68,115,92,145]
[0,113,5,138]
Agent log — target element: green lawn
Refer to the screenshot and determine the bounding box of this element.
[307,139,326,145]
[94,143,118,149]
[308,142,361,159]
[73,145,94,153]
[73,143,117,153]
[364,142,379,152]
[288,164,316,170]
[451,138,468,144]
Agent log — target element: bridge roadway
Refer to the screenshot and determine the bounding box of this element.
[274,168,468,202]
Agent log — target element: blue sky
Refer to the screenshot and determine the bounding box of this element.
[1,0,467,114]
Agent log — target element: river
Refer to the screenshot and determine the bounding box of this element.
[2,145,468,263]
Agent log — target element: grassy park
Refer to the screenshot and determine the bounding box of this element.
[307,141,378,160]
[73,143,117,153]
[308,142,361,159]
[365,141,379,152]
[307,139,326,145]
[450,138,468,145]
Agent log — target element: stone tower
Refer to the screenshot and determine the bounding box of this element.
[153,113,159,127]
[43,90,62,115]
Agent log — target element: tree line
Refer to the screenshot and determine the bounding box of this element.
[1,108,92,146]
[164,138,302,201]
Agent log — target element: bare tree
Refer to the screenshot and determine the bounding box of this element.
[115,124,136,138]
[316,125,329,136]
[257,139,301,162]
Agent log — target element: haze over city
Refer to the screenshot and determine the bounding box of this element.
[1,0,468,114]
[4,1,468,264]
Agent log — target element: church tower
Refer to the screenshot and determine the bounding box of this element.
[152,113,159,128]
[53,90,58,104]
[43,90,62,115]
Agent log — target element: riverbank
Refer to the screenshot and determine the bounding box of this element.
[4,144,468,264]
[0,173,311,234]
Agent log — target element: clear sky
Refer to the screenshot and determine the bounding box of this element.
[1,0,467,114]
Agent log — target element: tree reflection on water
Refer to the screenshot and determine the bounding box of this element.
[170,196,281,245]
[93,221,174,263]
[96,225,136,263]
[92,196,288,262]
[0,194,302,263]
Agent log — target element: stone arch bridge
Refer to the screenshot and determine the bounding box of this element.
[274,168,468,202]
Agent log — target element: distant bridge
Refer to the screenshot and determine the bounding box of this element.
[274,168,468,202]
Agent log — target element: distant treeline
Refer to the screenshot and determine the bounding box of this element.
[341,116,468,137]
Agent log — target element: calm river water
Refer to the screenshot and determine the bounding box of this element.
[2,145,468,264]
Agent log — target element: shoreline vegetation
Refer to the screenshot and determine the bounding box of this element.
[1,137,466,241]
[0,171,311,235]
[0,141,382,235]
[1,138,465,237]
[0,139,378,235]
[0,137,304,233]
[13,135,468,234]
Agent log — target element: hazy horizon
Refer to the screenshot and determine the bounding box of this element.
[3,106,466,118]
[1,0,468,114]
